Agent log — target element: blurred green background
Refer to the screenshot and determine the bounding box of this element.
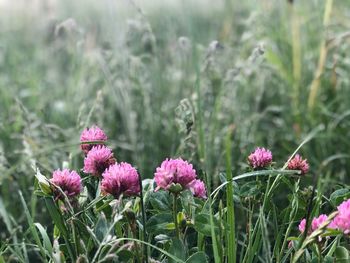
[0,0,350,245]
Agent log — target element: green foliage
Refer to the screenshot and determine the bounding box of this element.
[330,189,350,207]
[335,246,349,261]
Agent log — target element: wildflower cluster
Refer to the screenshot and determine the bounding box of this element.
[49,126,207,201]
[49,126,140,200]
[297,198,350,246]
[248,147,309,175]
[298,214,329,235]
[41,137,350,263]
[300,199,350,237]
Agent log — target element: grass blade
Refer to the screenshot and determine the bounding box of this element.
[19,191,48,263]
[44,197,76,261]
[34,223,53,257]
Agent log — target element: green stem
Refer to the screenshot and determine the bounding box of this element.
[278,179,300,261]
[71,220,80,257]
[197,232,204,251]
[131,229,141,263]
[317,243,322,263]
[173,193,179,238]
[138,173,148,263]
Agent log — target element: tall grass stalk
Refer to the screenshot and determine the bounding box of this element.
[194,47,221,263]
[307,0,333,109]
[208,80,225,185]
[289,1,301,120]
[225,128,236,263]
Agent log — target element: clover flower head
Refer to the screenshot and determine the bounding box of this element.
[154,158,197,191]
[83,145,115,176]
[298,218,306,233]
[248,147,273,169]
[311,214,328,231]
[299,214,329,241]
[101,162,140,198]
[331,199,350,234]
[287,154,309,175]
[189,179,207,199]
[50,169,82,199]
[80,126,108,154]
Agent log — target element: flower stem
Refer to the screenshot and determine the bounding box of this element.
[173,193,179,238]
[138,174,148,263]
[131,229,141,263]
[278,179,300,262]
[316,243,322,263]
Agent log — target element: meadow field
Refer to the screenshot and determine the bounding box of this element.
[1,0,350,262]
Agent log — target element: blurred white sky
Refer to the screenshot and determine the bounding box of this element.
[0,0,225,33]
[0,0,224,13]
[0,0,226,50]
